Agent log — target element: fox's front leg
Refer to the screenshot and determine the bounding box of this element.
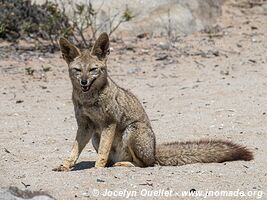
[95,124,116,168]
[53,118,92,171]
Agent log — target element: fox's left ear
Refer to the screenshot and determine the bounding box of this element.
[91,32,110,60]
[59,37,81,64]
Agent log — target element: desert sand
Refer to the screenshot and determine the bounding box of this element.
[0,1,266,199]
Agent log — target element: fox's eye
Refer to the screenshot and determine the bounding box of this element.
[89,68,98,72]
[73,68,81,72]
[89,68,99,74]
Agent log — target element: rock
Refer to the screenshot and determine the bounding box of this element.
[137,33,149,39]
[155,53,168,61]
[34,0,224,37]
[124,43,135,51]
[158,42,170,50]
[16,100,24,104]
[96,178,105,183]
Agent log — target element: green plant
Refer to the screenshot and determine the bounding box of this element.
[0,23,6,37]
[0,0,72,49]
[122,8,134,22]
[25,67,35,76]
[0,0,133,50]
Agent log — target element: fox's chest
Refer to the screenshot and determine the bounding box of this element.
[78,96,124,131]
[82,104,106,126]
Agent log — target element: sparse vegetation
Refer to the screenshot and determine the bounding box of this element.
[0,23,7,37]
[56,0,134,48]
[0,0,134,51]
[25,67,35,76]
[0,0,72,50]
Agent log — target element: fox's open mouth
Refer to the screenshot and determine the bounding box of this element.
[81,85,90,92]
[81,78,96,93]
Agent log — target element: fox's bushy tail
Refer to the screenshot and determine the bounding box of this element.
[155,140,253,166]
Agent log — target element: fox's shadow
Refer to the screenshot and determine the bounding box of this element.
[72,161,95,171]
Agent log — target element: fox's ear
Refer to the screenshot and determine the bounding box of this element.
[59,38,81,64]
[91,32,110,60]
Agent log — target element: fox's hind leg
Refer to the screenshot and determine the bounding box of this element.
[125,122,156,167]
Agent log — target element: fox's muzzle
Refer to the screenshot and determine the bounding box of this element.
[80,79,88,86]
[80,78,96,93]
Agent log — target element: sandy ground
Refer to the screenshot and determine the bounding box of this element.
[1,1,267,199]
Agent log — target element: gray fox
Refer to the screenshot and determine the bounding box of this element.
[53,33,253,171]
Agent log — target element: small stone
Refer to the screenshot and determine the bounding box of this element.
[158,42,169,50]
[16,100,24,104]
[97,178,105,183]
[82,192,90,197]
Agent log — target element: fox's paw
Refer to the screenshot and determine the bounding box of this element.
[113,161,135,167]
[95,158,107,168]
[52,164,71,172]
[94,162,105,168]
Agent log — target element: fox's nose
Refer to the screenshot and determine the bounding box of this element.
[80,80,88,86]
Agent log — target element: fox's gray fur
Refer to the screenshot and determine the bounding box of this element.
[53,33,253,171]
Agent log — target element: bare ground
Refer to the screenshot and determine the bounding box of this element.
[0,1,267,199]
